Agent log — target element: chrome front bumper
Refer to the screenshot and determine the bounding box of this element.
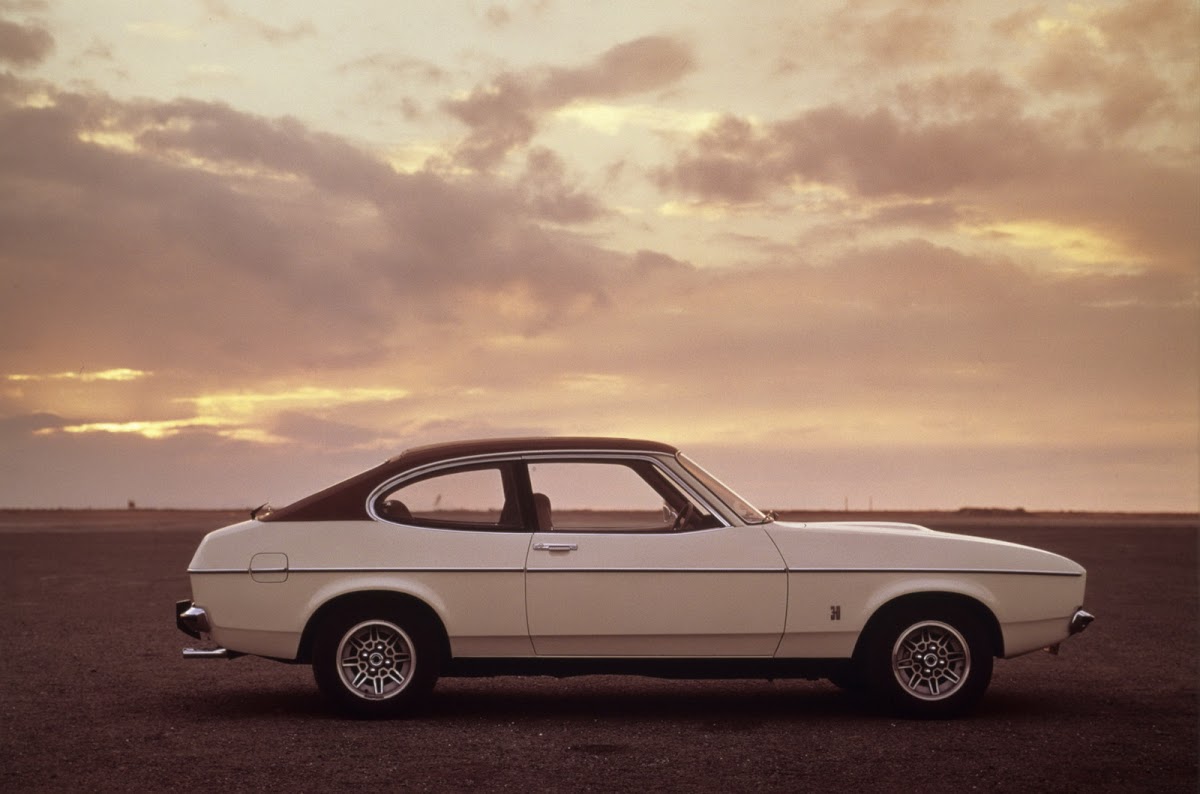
[176,599,241,660]
[1045,608,1095,655]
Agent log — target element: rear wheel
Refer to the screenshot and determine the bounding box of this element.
[861,605,993,718]
[312,608,440,718]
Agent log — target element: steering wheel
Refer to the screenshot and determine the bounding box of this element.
[672,502,696,532]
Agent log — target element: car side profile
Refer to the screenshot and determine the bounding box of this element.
[176,437,1093,718]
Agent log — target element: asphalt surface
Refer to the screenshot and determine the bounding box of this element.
[0,510,1195,792]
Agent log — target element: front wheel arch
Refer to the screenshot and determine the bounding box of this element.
[853,592,1003,662]
[853,593,1000,718]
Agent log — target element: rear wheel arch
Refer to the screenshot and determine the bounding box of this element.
[298,590,450,666]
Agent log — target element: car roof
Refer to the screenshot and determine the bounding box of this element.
[392,436,677,466]
[263,437,678,522]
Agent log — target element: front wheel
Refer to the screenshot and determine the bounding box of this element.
[312,609,440,718]
[861,606,993,718]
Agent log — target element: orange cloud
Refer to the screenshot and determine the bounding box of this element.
[7,368,149,383]
[0,17,53,66]
[444,35,695,170]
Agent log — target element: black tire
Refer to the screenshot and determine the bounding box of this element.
[312,607,441,718]
[860,604,993,719]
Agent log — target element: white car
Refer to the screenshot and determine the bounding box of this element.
[176,437,1093,718]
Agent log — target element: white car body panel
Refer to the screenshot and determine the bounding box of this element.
[190,519,535,659]
[189,517,1085,662]
[766,521,1087,658]
[525,525,786,656]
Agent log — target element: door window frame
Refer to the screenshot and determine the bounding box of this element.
[369,458,529,532]
[519,452,729,533]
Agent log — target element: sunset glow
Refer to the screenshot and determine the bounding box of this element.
[7,369,150,383]
[1,1,1196,510]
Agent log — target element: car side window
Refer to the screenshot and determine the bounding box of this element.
[527,460,717,532]
[376,464,521,530]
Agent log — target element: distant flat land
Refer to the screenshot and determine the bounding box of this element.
[0,509,1196,792]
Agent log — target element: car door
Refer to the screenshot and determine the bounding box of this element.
[371,460,535,657]
[522,456,787,656]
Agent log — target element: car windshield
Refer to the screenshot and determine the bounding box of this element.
[677,453,769,524]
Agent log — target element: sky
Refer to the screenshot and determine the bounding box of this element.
[1,0,1197,512]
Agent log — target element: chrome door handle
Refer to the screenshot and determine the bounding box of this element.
[533,542,578,552]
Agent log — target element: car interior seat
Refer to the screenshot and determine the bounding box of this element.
[532,492,553,531]
[378,499,412,522]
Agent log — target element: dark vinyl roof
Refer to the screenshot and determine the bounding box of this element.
[395,436,676,465]
[263,437,677,522]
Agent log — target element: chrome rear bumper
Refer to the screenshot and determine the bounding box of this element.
[176,600,211,639]
[176,599,241,660]
[1069,608,1095,635]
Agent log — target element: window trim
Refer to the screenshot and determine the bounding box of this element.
[366,450,732,533]
[368,458,526,532]
[519,452,730,534]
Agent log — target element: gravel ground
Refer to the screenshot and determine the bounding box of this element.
[0,510,1195,792]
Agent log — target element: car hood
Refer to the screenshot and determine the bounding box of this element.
[764,520,1085,575]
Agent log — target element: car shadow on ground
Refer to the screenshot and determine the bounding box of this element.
[165,677,1113,727]
[166,677,979,723]
[432,679,867,720]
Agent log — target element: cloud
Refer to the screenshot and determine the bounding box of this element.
[200,0,316,44]
[483,5,511,29]
[525,241,1199,457]
[269,410,378,448]
[7,368,148,382]
[1023,16,1171,134]
[443,72,538,171]
[0,412,381,507]
[444,35,695,170]
[11,68,1185,458]
[868,200,963,228]
[893,70,1026,121]
[0,16,52,66]
[630,249,692,275]
[853,7,956,67]
[995,0,1198,136]
[0,412,64,434]
[337,53,448,84]
[539,35,695,99]
[656,100,1199,272]
[0,75,620,386]
[517,147,604,223]
[659,106,1061,200]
